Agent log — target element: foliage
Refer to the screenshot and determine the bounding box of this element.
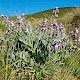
[0,7,80,80]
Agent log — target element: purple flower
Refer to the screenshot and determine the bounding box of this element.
[41,27,46,31]
[53,39,61,43]
[53,39,58,42]
[1,14,9,20]
[73,34,77,37]
[17,15,24,23]
[77,38,80,44]
[59,23,64,28]
[42,19,48,25]
[55,42,61,49]
[69,31,73,35]
[55,23,59,27]
[59,24,65,30]
[53,7,59,14]
[52,28,56,32]
[55,44,59,48]
[55,32,58,36]
[51,39,62,49]
[51,44,55,48]
[50,23,54,26]
[55,14,58,18]
[13,29,16,33]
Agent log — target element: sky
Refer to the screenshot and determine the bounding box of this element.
[0,0,80,16]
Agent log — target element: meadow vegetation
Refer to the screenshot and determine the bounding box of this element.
[0,7,80,80]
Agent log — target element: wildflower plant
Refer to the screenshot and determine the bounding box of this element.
[0,7,79,80]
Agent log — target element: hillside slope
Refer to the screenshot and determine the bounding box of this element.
[0,7,80,37]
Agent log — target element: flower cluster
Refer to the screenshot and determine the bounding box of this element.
[0,7,77,80]
[1,13,28,33]
[52,7,59,18]
[51,39,62,49]
[69,27,80,50]
[37,7,72,52]
[69,28,78,38]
